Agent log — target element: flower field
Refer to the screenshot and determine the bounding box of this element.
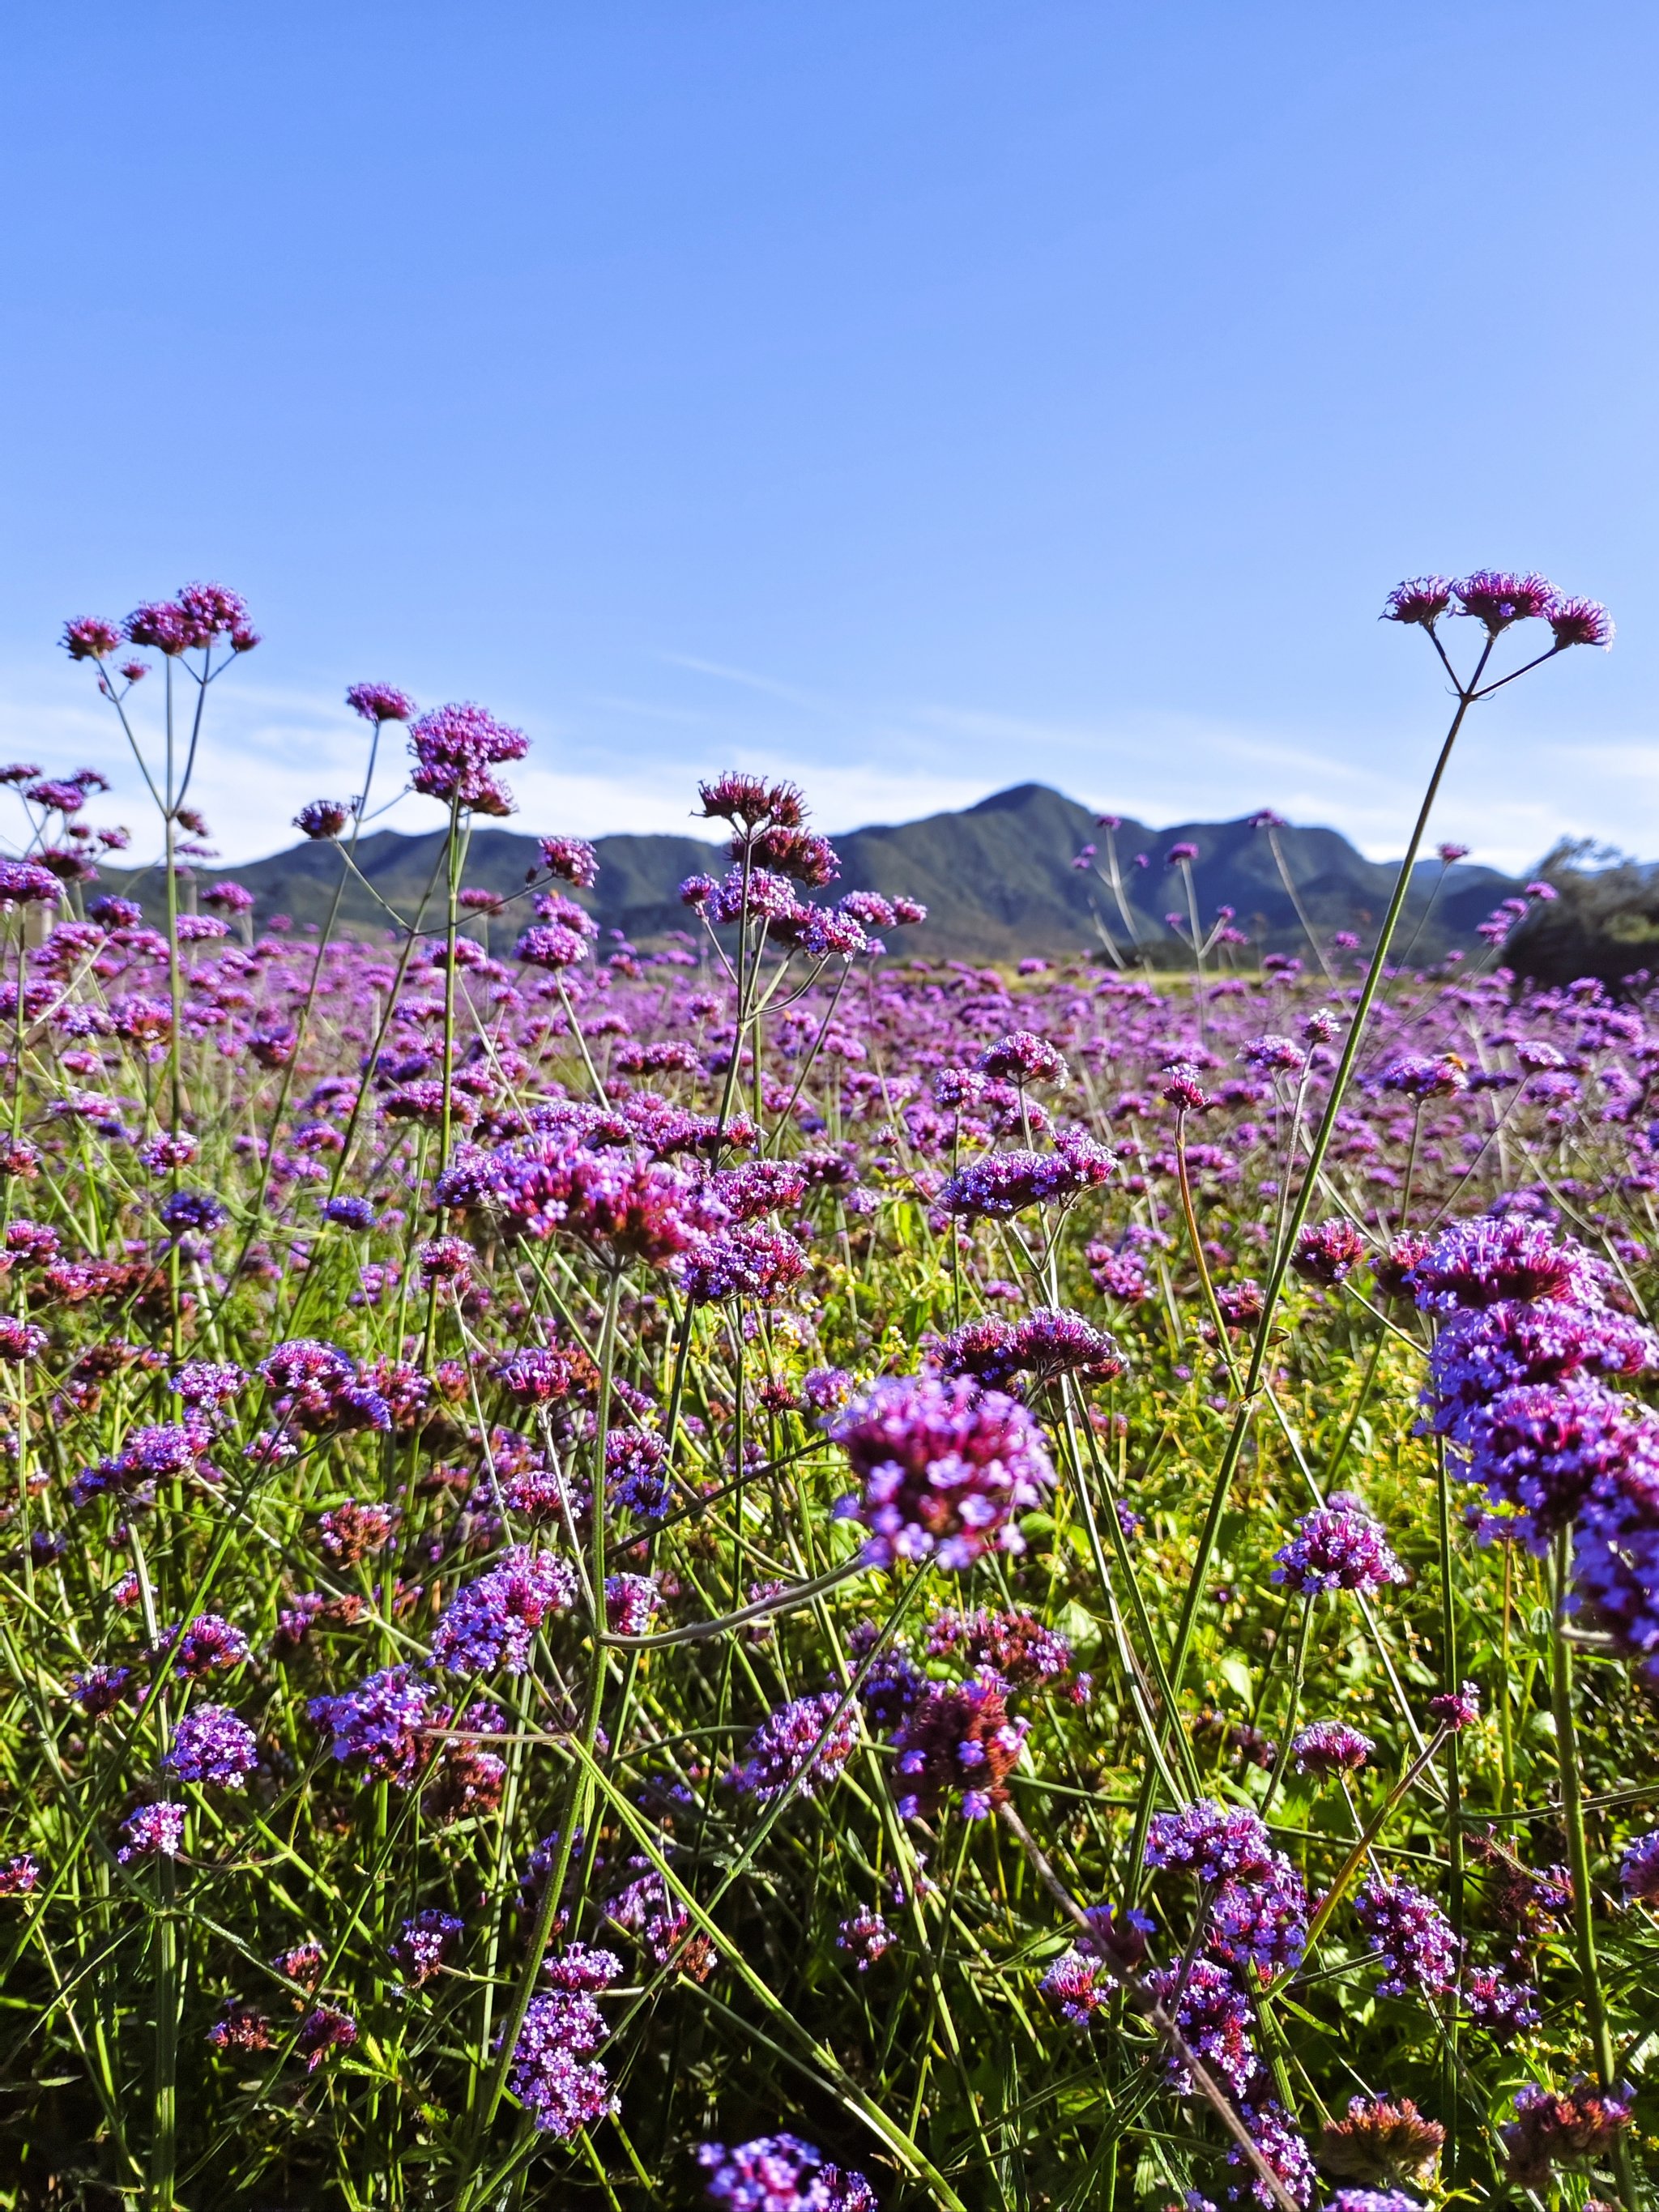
[3,576,1657,2210]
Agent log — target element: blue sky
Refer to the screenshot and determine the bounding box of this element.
[2,3,1654,870]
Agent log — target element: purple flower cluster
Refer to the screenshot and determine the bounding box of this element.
[731,1692,856,1802]
[429,1546,578,1674]
[507,1976,617,2140]
[307,1665,434,1787]
[936,1307,1125,1392]
[830,1372,1055,1569]
[392,1909,464,1985]
[1352,1878,1461,1998]
[164,1705,258,1789]
[695,2134,876,2211]
[889,1669,1027,1820]
[1272,1497,1404,1597]
[407,702,528,817]
[938,1130,1115,1218]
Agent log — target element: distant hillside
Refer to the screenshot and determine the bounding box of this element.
[104,782,1524,965]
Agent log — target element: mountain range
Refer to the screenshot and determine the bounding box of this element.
[113,782,1525,965]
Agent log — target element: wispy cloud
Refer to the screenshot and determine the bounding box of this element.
[6,650,1657,878]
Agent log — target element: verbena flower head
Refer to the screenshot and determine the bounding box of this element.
[1145,1800,1275,1885]
[307,1665,435,1786]
[1290,1219,1367,1285]
[1273,1498,1404,1597]
[1291,1720,1373,1777]
[977,1031,1068,1086]
[345,682,415,723]
[507,1991,615,2139]
[164,1704,258,1788]
[731,1691,856,1802]
[1145,1956,1254,2094]
[295,799,351,841]
[1427,1300,1657,1440]
[1457,1381,1659,1548]
[1462,1964,1541,2044]
[1427,1681,1481,1732]
[1353,1877,1461,1997]
[1410,1215,1601,1313]
[890,1669,1026,1820]
[1453,571,1558,632]
[830,1372,1055,1569]
[392,1909,464,1984]
[1207,1852,1309,1978]
[117,1802,185,1860]
[1382,577,1455,628]
[62,616,122,659]
[539,834,599,887]
[295,2006,357,2071]
[1618,1826,1659,1903]
[1571,1450,1659,1678]
[835,1909,891,1971]
[407,702,527,816]
[696,2133,876,2210]
[1548,595,1614,650]
[937,1131,1115,1219]
[1500,2079,1634,2190]
[429,1545,578,1674]
[1040,1946,1117,2027]
[1317,2096,1444,2187]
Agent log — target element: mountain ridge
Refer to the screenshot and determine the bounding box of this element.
[109,782,1524,964]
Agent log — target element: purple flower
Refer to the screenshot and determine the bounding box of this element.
[1548,595,1614,650]
[294,800,350,840]
[1226,2098,1315,2210]
[295,2005,357,2070]
[1353,1877,1460,1997]
[1427,1300,1657,1441]
[1462,1964,1541,2044]
[1290,1220,1367,1285]
[1145,1800,1275,1885]
[1501,2080,1634,2189]
[392,1909,464,1984]
[345,682,415,723]
[430,1546,578,1674]
[159,1614,250,1678]
[1427,1681,1481,1732]
[606,1427,671,1519]
[1453,570,1557,632]
[696,2133,876,2211]
[1290,1720,1373,1777]
[506,1990,616,2139]
[407,701,528,816]
[1273,1498,1404,1597]
[1166,842,1200,865]
[1145,1957,1254,2094]
[732,1693,856,1802]
[678,1222,808,1306]
[158,1189,229,1237]
[0,1854,39,1895]
[1239,1034,1303,1073]
[1382,577,1455,628]
[977,1030,1068,1086]
[1327,2196,1424,2212]
[937,1131,1115,1219]
[321,1195,375,1230]
[164,1705,258,1788]
[307,1665,434,1786]
[890,1669,1026,1820]
[62,616,122,659]
[1410,1215,1601,1312]
[1618,1826,1659,1903]
[1458,1381,1659,1548]
[73,1664,137,1717]
[117,1802,185,1860]
[1571,1450,1659,1677]
[1208,1854,1309,1978]
[1379,1053,1466,1099]
[0,860,62,906]
[830,1372,1055,1570]
[604,1573,661,1637]
[539,834,599,888]
[836,1910,891,1971]
[1039,1945,1116,2026]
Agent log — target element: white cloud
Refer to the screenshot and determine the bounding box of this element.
[3,656,1655,880]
